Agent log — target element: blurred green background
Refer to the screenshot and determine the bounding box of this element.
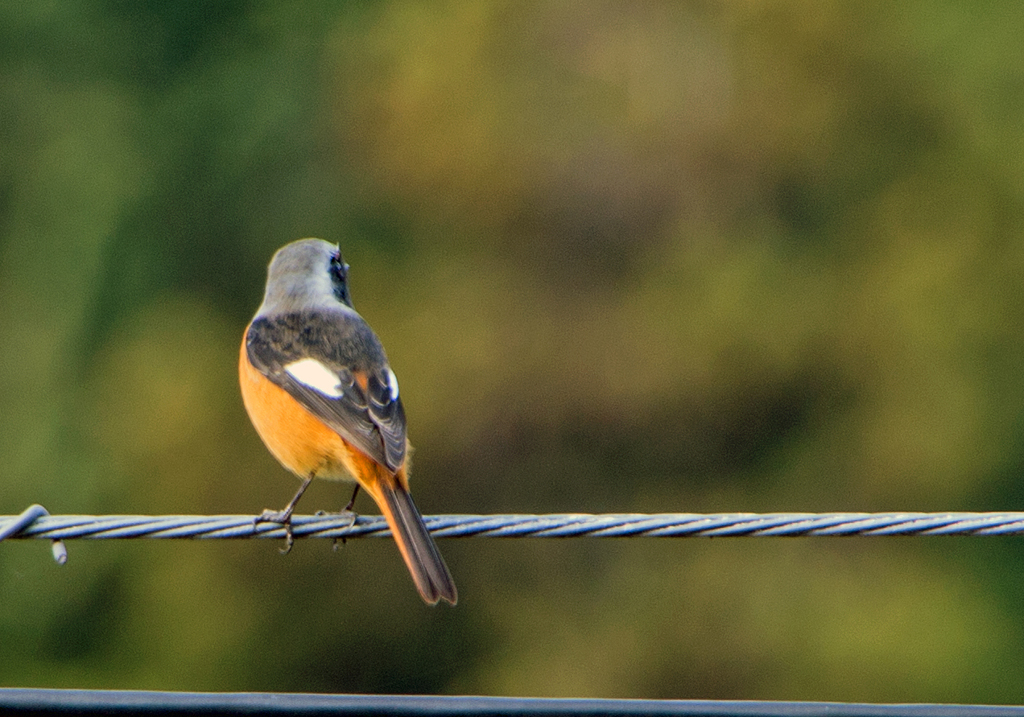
[4,0,1024,703]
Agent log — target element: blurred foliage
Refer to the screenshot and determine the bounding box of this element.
[3,0,1024,703]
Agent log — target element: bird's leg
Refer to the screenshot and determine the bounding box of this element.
[256,475,314,554]
[343,484,360,513]
[331,484,362,551]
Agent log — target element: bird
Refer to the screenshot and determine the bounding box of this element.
[238,238,457,606]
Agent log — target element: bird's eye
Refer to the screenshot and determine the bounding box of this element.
[329,252,347,277]
[328,251,352,305]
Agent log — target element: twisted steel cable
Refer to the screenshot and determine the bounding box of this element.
[4,505,1024,564]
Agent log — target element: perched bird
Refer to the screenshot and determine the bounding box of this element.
[239,238,456,605]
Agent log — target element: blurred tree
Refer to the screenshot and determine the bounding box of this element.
[3,0,1024,703]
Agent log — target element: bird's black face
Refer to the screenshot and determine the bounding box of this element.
[329,250,352,307]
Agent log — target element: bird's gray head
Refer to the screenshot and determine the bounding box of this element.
[258,238,353,315]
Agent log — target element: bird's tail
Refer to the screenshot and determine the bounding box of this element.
[373,475,457,606]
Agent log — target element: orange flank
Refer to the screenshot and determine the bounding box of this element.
[239,333,352,482]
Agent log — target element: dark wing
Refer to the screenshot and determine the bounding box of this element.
[246,312,407,471]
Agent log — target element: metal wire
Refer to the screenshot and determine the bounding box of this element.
[3,688,1024,717]
[0,504,68,564]
[6,514,1024,714]
[5,505,1024,566]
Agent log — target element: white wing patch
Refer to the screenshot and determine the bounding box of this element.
[285,358,343,398]
[386,368,400,401]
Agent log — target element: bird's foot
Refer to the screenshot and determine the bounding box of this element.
[313,509,357,550]
[255,508,296,554]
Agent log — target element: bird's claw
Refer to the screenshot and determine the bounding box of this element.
[255,508,295,554]
[316,509,357,551]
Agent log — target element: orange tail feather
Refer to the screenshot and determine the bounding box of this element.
[371,476,457,606]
